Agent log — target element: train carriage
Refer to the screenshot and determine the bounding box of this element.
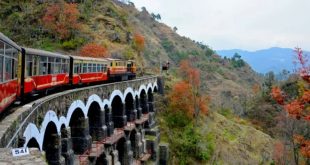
[107,58,129,81]
[70,55,109,85]
[0,33,21,113]
[23,48,70,95]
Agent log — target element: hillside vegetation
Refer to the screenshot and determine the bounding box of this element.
[0,0,277,164]
[0,0,260,110]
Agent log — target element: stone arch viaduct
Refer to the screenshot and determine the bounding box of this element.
[0,76,167,165]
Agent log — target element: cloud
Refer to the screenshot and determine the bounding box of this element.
[131,0,310,50]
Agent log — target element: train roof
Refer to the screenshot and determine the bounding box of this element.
[105,58,124,61]
[70,55,108,62]
[24,48,70,59]
[0,32,21,50]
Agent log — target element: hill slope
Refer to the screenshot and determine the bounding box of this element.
[205,112,274,164]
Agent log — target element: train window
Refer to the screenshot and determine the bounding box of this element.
[97,64,101,72]
[103,64,107,72]
[26,55,33,77]
[82,63,87,73]
[33,56,39,76]
[87,63,92,72]
[74,63,79,73]
[5,57,12,81]
[0,41,4,55]
[47,57,55,74]
[54,58,61,74]
[92,63,96,72]
[0,55,3,82]
[61,59,68,73]
[39,56,47,75]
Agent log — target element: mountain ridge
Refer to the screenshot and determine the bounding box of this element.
[217,47,310,74]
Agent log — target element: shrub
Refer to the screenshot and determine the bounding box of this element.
[133,33,145,53]
[62,37,85,50]
[170,124,215,164]
[161,39,174,52]
[80,43,108,57]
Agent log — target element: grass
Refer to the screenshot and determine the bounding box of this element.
[222,129,237,142]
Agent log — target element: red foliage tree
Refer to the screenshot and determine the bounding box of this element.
[169,81,194,118]
[271,86,285,105]
[169,60,208,122]
[133,33,145,54]
[79,43,108,58]
[271,48,310,159]
[42,2,80,40]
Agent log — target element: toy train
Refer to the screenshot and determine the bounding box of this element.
[0,32,136,113]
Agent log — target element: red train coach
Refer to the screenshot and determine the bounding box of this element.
[0,33,21,113]
[23,48,70,95]
[70,55,109,85]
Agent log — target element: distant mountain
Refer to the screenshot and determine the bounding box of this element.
[216,47,310,74]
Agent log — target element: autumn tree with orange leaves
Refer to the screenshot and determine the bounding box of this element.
[42,2,80,40]
[133,33,145,55]
[169,60,208,123]
[271,48,310,160]
[80,43,108,58]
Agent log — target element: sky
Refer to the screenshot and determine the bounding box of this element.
[130,0,310,51]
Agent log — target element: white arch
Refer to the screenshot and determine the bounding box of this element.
[138,84,147,96]
[66,100,87,127]
[146,83,153,93]
[124,87,135,100]
[109,90,124,103]
[153,82,158,91]
[86,94,104,115]
[23,111,61,151]
[40,111,62,135]
[23,123,41,149]
[59,116,67,130]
